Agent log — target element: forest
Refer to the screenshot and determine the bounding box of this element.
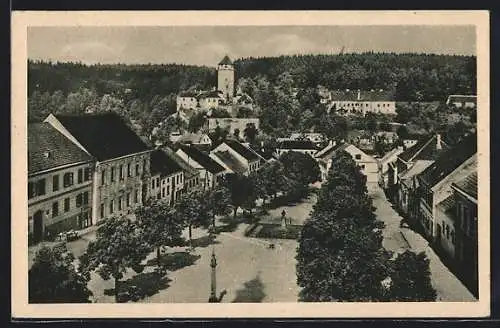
[27,52,476,139]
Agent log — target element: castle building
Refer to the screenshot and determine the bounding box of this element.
[217,55,235,102]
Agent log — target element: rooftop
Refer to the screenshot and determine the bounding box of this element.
[178,144,226,174]
[446,95,477,104]
[277,139,319,150]
[398,134,449,163]
[28,122,93,175]
[150,149,184,177]
[161,147,199,179]
[225,139,260,162]
[330,89,395,102]
[52,112,150,161]
[218,55,233,66]
[214,150,247,175]
[399,160,435,180]
[452,171,478,200]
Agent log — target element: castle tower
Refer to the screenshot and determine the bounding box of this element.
[217,55,234,102]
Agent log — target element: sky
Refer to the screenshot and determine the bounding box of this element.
[27,25,476,66]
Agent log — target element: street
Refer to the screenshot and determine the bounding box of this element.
[368,183,477,302]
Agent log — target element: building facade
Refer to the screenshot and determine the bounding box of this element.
[28,123,94,244]
[176,144,226,190]
[150,149,184,205]
[328,89,396,115]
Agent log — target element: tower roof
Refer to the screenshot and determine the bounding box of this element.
[218,55,233,65]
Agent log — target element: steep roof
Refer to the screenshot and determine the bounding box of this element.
[53,112,150,161]
[379,147,404,165]
[398,134,449,162]
[178,144,226,174]
[28,123,93,175]
[315,143,348,160]
[218,55,233,65]
[399,160,435,180]
[452,171,478,200]
[225,139,260,161]
[213,151,247,174]
[418,133,477,188]
[161,147,199,179]
[150,149,183,177]
[330,89,395,102]
[277,140,319,150]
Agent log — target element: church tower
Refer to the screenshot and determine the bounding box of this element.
[217,55,234,102]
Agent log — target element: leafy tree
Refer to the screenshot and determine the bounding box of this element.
[29,245,91,303]
[188,111,207,133]
[79,217,150,302]
[365,112,378,132]
[236,106,254,118]
[135,199,186,269]
[175,190,211,246]
[396,125,409,139]
[206,187,231,231]
[279,151,321,186]
[243,123,259,144]
[210,107,232,118]
[222,173,255,218]
[209,125,230,144]
[386,250,437,301]
[233,128,241,140]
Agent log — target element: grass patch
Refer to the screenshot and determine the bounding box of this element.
[253,223,302,240]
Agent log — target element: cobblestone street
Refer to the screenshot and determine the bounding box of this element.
[368,183,477,302]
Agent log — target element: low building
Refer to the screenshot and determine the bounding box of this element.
[149,149,184,205]
[275,140,320,158]
[377,147,404,188]
[162,147,201,194]
[452,171,478,296]
[176,144,227,190]
[328,89,396,115]
[45,112,153,224]
[417,134,477,242]
[175,132,213,148]
[28,123,95,244]
[206,118,260,135]
[211,139,262,175]
[397,160,435,220]
[198,90,224,110]
[289,132,325,144]
[176,91,199,111]
[446,95,477,109]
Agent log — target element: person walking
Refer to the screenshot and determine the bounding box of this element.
[281,210,287,227]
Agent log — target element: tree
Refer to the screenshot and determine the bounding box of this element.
[175,190,211,246]
[236,106,253,118]
[233,128,241,140]
[396,125,409,139]
[279,151,321,186]
[210,107,232,118]
[222,173,255,219]
[386,250,436,301]
[29,245,91,303]
[79,217,150,302]
[206,186,231,231]
[135,199,186,269]
[243,123,258,144]
[188,111,207,133]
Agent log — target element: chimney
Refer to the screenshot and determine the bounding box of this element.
[436,134,442,150]
[357,90,361,101]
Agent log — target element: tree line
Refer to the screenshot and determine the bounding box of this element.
[296,150,436,301]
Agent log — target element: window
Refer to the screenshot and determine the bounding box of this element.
[136,164,140,176]
[151,181,155,189]
[134,190,139,203]
[162,188,165,198]
[109,200,114,214]
[35,179,46,196]
[64,198,70,212]
[157,178,160,188]
[143,159,148,173]
[28,182,35,199]
[111,167,115,182]
[100,203,105,218]
[446,225,450,239]
[76,193,83,208]
[83,191,89,205]
[84,167,92,181]
[63,172,74,188]
[118,196,123,210]
[360,164,366,169]
[52,175,59,192]
[77,168,83,183]
[127,163,132,177]
[355,154,362,160]
[126,193,130,207]
[119,165,124,180]
[101,169,106,186]
[52,202,59,217]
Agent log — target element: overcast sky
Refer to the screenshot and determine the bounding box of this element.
[28,25,476,66]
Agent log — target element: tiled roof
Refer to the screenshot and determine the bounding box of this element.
[54,112,150,161]
[330,89,395,102]
[418,133,477,188]
[150,149,183,177]
[225,139,260,161]
[277,140,319,150]
[218,55,233,65]
[452,171,478,200]
[447,95,477,104]
[214,151,247,174]
[399,160,435,180]
[178,144,226,174]
[315,143,348,160]
[398,134,449,162]
[437,193,457,215]
[161,147,199,179]
[28,123,93,175]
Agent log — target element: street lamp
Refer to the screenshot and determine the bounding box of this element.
[208,246,218,303]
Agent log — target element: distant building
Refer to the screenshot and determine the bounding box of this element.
[217,55,235,102]
[446,95,477,109]
[176,91,199,111]
[149,149,184,205]
[328,89,396,115]
[211,139,262,175]
[206,118,260,135]
[162,147,202,194]
[45,112,153,224]
[275,140,320,158]
[175,132,213,148]
[176,144,227,190]
[377,146,404,188]
[28,123,94,244]
[289,132,325,144]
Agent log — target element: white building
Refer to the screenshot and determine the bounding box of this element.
[328,89,396,115]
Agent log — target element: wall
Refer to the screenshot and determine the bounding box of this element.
[150,171,184,205]
[436,207,456,259]
[28,161,93,240]
[93,152,151,223]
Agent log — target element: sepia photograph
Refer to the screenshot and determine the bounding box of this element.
[11,10,490,318]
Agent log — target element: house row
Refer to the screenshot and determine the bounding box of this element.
[326,89,397,115]
[381,133,478,296]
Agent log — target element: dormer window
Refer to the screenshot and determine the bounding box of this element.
[43,151,51,159]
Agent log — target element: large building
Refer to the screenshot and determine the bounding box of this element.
[45,112,153,225]
[217,55,235,102]
[28,123,94,244]
[328,89,396,115]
